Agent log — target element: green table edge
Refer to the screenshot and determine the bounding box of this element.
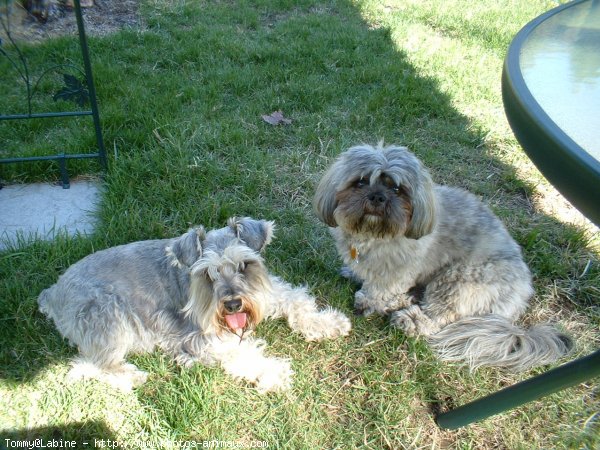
[502,0,600,226]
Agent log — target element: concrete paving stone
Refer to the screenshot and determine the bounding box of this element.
[0,180,102,250]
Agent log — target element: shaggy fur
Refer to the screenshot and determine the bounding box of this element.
[39,217,351,392]
[314,143,572,371]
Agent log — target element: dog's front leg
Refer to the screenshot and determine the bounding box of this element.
[268,277,351,341]
[205,336,293,393]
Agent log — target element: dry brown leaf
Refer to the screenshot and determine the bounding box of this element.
[261,110,292,125]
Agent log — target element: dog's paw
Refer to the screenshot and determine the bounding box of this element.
[120,363,149,388]
[390,305,439,337]
[175,352,199,368]
[390,306,420,337]
[300,309,352,341]
[67,360,148,392]
[256,358,293,393]
[354,290,395,316]
[354,290,375,316]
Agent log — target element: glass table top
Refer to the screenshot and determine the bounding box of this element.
[520,0,600,161]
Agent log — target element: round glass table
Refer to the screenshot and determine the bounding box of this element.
[502,0,600,226]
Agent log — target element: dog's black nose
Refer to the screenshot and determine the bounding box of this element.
[368,192,387,205]
[224,298,243,313]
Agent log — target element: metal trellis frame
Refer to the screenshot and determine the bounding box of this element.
[0,0,106,188]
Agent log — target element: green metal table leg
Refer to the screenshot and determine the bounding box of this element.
[436,349,600,429]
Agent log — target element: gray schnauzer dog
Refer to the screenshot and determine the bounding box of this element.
[39,217,351,392]
[314,143,572,372]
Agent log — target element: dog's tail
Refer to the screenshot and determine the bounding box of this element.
[428,315,573,372]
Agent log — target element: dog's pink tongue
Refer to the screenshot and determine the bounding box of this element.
[225,312,247,334]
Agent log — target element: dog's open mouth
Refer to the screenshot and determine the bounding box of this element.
[225,312,247,337]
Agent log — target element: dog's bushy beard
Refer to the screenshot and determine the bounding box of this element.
[333,187,412,239]
[185,261,271,338]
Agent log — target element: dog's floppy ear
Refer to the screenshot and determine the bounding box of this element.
[313,160,343,227]
[166,227,205,268]
[405,171,437,239]
[228,217,275,252]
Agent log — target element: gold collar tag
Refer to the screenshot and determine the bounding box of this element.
[350,246,359,263]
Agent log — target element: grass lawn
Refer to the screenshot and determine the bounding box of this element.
[1,0,599,448]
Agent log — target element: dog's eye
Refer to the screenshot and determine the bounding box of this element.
[238,262,246,272]
[392,185,408,196]
[354,177,368,188]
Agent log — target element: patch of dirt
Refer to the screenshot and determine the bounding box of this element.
[0,0,143,43]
